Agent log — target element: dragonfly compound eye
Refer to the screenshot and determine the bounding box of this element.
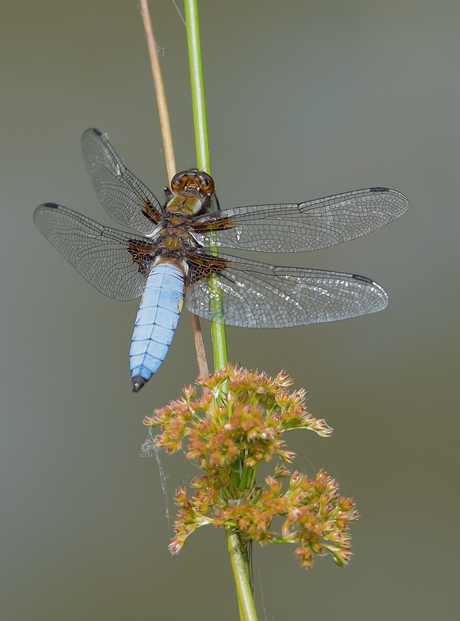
[170,171,191,192]
[193,171,215,195]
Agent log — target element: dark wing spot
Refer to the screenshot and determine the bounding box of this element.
[369,187,389,192]
[352,274,373,284]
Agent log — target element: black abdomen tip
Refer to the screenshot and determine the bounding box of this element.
[132,375,147,392]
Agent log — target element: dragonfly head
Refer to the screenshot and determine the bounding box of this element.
[170,169,214,198]
[167,169,215,215]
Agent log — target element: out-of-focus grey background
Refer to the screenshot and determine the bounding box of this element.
[2,1,459,619]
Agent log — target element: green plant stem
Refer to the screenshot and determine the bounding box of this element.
[184,2,256,619]
[226,529,259,621]
[184,0,228,373]
[184,0,210,174]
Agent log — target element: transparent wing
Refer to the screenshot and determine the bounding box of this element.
[34,203,153,301]
[185,254,388,328]
[193,187,409,253]
[81,128,163,236]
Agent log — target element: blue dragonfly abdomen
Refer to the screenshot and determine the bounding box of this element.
[130,262,185,392]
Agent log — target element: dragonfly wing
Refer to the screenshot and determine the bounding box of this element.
[81,128,163,235]
[34,203,154,301]
[194,187,409,252]
[185,253,388,328]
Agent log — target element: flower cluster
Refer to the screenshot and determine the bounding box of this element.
[144,364,358,570]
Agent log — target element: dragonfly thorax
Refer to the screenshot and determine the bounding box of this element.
[154,212,201,257]
[166,194,204,215]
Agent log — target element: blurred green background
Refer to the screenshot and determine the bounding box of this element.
[1,1,459,619]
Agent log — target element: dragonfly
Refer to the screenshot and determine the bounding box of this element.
[34,128,408,392]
